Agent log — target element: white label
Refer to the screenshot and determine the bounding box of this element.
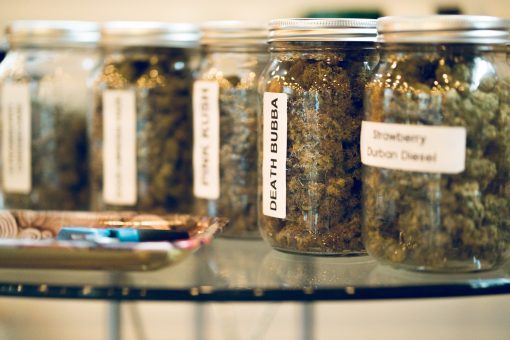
[360,121,466,174]
[262,92,287,219]
[1,83,31,193]
[102,90,137,205]
[193,81,220,200]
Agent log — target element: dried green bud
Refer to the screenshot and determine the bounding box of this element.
[91,47,195,213]
[259,42,378,254]
[363,47,510,271]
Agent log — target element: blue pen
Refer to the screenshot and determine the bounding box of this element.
[57,227,190,242]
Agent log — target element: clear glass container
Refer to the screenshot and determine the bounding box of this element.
[0,21,99,210]
[193,21,268,238]
[362,15,510,272]
[258,18,378,255]
[90,22,199,213]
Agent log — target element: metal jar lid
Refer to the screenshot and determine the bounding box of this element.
[377,15,510,43]
[6,20,99,48]
[268,18,377,42]
[101,21,199,48]
[200,21,268,46]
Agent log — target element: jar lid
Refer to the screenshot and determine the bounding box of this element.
[377,15,510,43]
[101,21,199,48]
[6,20,99,48]
[268,18,377,42]
[200,21,268,46]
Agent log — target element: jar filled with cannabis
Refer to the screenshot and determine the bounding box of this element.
[362,16,510,272]
[0,21,99,210]
[90,22,198,213]
[193,21,268,238]
[258,18,378,255]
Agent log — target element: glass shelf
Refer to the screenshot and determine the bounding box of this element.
[0,238,509,301]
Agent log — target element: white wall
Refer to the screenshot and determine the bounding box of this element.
[1,296,510,340]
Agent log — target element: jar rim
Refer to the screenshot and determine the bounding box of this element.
[7,20,100,48]
[377,15,510,43]
[200,21,268,46]
[101,21,199,48]
[268,18,377,42]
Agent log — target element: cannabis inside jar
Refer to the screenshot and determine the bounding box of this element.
[90,22,198,213]
[193,21,268,238]
[362,15,510,272]
[0,21,99,210]
[258,18,378,255]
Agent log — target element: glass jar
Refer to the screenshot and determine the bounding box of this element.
[90,22,198,213]
[258,18,378,255]
[362,15,510,272]
[0,21,99,210]
[193,21,268,238]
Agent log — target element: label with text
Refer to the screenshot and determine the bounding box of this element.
[103,90,137,205]
[1,83,32,193]
[193,81,220,199]
[263,92,287,218]
[360,121,466,174]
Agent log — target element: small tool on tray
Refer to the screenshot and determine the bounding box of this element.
[57,227,190,243]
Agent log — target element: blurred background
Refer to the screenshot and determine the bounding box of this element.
[0,0,509,339]
[1,0,510,35]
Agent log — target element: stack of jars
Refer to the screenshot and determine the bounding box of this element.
[257,15,510,272]
[0,20,200,214]
[0,16,508,273]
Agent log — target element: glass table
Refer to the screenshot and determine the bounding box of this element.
[1,238,509,340]
[0,238,509,302]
